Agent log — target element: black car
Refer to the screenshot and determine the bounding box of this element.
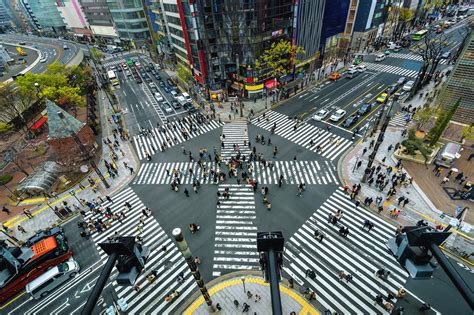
[155,74,162,80]
[167,78,176,87]
[357,103,372,116]
[136,78,143,84]
[342,115,359,128]
[159,81,166,87]
[386,83,398,95]
[183,102,197,113]
[171,100,180,109]
[145,66,152,72]
[163,86,171,93]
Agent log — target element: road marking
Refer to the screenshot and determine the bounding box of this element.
[322,98,330,103]
[123,90,127,96]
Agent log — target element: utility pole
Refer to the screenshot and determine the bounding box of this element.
[57,111,110,189]
[236,53,243,117]
[172,228,215,312]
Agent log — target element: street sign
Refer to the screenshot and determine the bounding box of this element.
[461,223,471,233]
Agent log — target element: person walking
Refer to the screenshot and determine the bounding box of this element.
[2,206,11,215]
[184,188,190,197]
[106,195,113,203]
[17,225,27,234]
[23,209,33,219]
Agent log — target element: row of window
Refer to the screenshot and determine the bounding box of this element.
[163,3,178,13]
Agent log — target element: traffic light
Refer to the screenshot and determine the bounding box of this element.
[99,237,150,286]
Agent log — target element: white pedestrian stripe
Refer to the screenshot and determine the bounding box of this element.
[252,160,337,185]
[142,84,166,122]
[132,115,224,160]
[220,122,252,161]
[284,188,409,314]
[388,52,423,62]
[359,62,419,78]
[132,162,218,185]
[213,184,259,276]
[102,59,126,68]
[389,112,410,128]
[251,111,352,161]
[83,187,196,314]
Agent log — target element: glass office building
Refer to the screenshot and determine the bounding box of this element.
[106,0,150,45]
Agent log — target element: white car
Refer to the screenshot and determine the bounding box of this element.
[39,57,47,63]
[402,80,415,92]
[162,102,173,113]
[149,82,156,88]
[154,92,164,102]
[348,65,357,71]
[356,65,367,72]
[312,109,329,121]
[397,77,406,85]
[170,90,179,98]
[330,109,347,122]
[125,70,132,76]
[182,92,192,102]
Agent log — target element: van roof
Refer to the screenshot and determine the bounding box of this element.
[376,53,385,57]
[182,92,190,97]
[26,264,62,291]
[442,143,461,158]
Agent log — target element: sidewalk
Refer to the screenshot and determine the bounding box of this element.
[179,273,319,315]
[1,88,139,243]
[338,74,474,266]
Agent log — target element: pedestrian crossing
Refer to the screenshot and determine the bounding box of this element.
[251,111,353,161]
[388,52,448,64]
[132,160,338,185]
[252,160,338,185]
[283,188,409,314]
[220,122,252,160]
[102,59,125,68]
[132,116,224,160]
[213,184,259,277]
[359,62,419,78]
[83,187,197,314]
[389,112,411,128]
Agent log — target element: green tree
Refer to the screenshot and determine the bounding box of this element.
[0,82,33,132]
[401,128,433,161]
[413,106,433,130]
[255,40,305,79]
[427,99,460,146]
[90,47,103,63]
[397,8,415,34]
[461,124,474,141]
[176,63,193,84]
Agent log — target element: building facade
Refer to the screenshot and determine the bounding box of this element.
[80,0,118,40]
[57,0,92,38]
[439,30,474,124]
[352,0,389,52]
[293,0,325,71]
[105,0,150,46]
[20,0,66,33]
[320,0,351,62]
[0,0,13,28]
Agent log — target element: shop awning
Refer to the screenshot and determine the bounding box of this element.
[31,116,48,130]
[245,83,264,91]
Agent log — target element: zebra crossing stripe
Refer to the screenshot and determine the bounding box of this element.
[284,188,409,313]
[359,62,418,78]
[132,116,224,160]
[212,185,258,277]
[83,187,196,314]
[251,111,351,161]
[220,122,251,160]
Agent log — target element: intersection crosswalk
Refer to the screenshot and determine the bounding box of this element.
[388,52,448,65]
[251,111,353,161]
[220,122,252,161]
[358,62,419,78]
[252,160,338,185]
[83,187,196,314]
[389,112,411,128]
[132,160,337,185]
[132,116,224,160]
[213,184,259,277]
[283,188,409,314]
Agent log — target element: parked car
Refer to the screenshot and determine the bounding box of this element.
[376,92,388,103]
[357,103,372,116]
[312,109,329,121]
[329,72,342,81]
[343,115,359,128]
[329,108,346,122]
[170,90,179,98]
[402,80,415,91]
[386,83,398,95]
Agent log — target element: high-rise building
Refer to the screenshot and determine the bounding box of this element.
[157,0,188,63]
[293,0,325,71]
[0,0,13,28]
[20,0,66,33]
[439,30,474,124]
[352,0,389,52]
[169,0,294,100]
[105,0,150,47]
[320,0,351,62]
[57,0,92,38]
[80,0,118,40]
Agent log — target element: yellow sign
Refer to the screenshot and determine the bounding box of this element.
[245,83,264,91]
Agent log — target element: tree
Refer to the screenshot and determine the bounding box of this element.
[255,39,305,80]
[461,125,474,141]
[413,106,434,130]
[411,31,448,93]
[0,82,32,133]
[176,63,193,85]
[397,8,415,35]
[401,128,433,162]
[90,47,103,63]
[427,99,460,146]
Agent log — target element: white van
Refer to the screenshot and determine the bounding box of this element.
[375,54,386,62]
[346,69,358,79]
[25,259,80,299]
[435,142,462,168]
[177,95,187,106]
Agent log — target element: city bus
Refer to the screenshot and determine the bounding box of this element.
[411,29,428,41]
[16,47,27,56]
[107,69,120,86]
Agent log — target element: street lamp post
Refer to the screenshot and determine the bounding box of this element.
[241,276,246,293]
[172,228,215,312]
[57,112,110,189]
[236,53,243,117]
[70,190,83,206]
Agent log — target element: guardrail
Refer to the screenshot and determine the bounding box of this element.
[2,42,42,84]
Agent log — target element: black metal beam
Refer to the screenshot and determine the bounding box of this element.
[82,252,118,315]
[268,248,283,315]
